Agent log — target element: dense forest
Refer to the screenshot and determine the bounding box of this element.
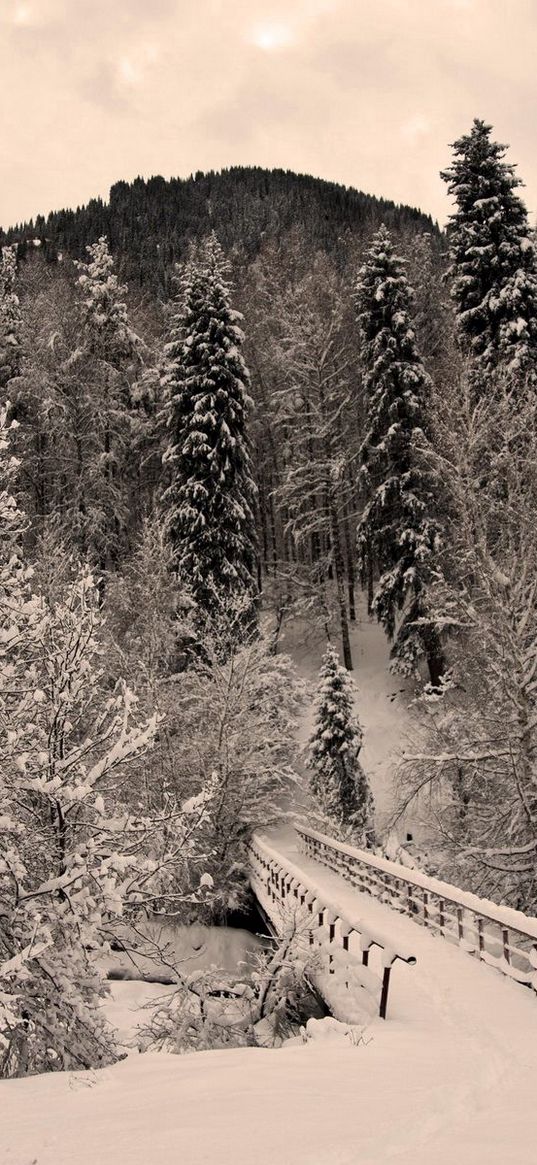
[1,166,437,293]
[2,119,537,1077]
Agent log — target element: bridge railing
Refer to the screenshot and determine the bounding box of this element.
[249,834,416,1021]
[295,825,537,994]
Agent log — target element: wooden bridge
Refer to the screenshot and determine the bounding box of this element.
[248,825,537,1024]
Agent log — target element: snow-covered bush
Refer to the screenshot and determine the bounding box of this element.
[139,919,316,1052]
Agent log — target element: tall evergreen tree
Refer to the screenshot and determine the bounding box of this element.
[74,237,145,569]
[306,646,374,845]
[356,226,443,683]
[0,246,21,390]
[162,234,257,626]
[441,119,537,388]
[76,236,139,367]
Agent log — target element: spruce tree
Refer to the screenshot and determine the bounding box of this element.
[161,234,257,627]
[306,645,374,845]
[76,237,139,367]
[356,225,443,683]
[74,237,144,569]
[0,246,21,390]
[441,119,537,387]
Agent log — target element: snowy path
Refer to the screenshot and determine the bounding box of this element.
[3,831,536,1165]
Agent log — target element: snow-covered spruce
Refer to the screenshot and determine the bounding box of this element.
[73,236,144,569]
[75,236,141,367]
[0,245,21,388]
[306,645,374,846]
[161,234,257,630]
[355,225,444,683]
[441,119,537,389]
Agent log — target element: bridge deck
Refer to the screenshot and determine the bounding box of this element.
[252,825,537,1032]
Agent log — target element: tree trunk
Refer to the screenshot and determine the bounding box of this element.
[422,623,445,689]
[367,550,374,616]
[330,500,353,670]
[343,512,356,621]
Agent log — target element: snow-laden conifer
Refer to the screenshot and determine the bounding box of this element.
[0,246,21,388]
[306,645,374,845]
[162,234,257,627]
[74,237,144,568]
[356,226,443,683]
[441,119,537,388]
[76,236,140,367]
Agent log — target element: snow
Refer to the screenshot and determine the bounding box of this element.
[2,948,537,1165]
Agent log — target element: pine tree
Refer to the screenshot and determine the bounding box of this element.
[306,646,374,845]
[0,246,22,389]
[356,225,444,683]
[162,234,257,627]
[441,119,537,388]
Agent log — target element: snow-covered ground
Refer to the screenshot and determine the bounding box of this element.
[3,828,536,1165]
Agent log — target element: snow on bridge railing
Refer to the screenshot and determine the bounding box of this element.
[249,833,416,1021]
[295,825,537,995]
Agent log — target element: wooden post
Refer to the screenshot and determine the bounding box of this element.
[477,917,485,957]
[439,900,445,935]
[457,907,464,942]
[423,890,429,927]
[379,965,392,1020]
[502,928,511,965]
[328,920,336,974]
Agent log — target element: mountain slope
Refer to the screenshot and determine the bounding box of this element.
[1,167,439,293]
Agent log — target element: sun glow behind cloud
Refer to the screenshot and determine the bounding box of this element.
[249,22,294,51]
[12,2,33,24]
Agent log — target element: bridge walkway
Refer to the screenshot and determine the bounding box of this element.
[250,824,537,1046]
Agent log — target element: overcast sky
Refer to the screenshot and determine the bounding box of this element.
[1,0,536,229]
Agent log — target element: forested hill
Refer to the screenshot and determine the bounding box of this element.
[1,167,438,294]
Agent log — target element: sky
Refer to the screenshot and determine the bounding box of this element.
[1,0,536,230]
